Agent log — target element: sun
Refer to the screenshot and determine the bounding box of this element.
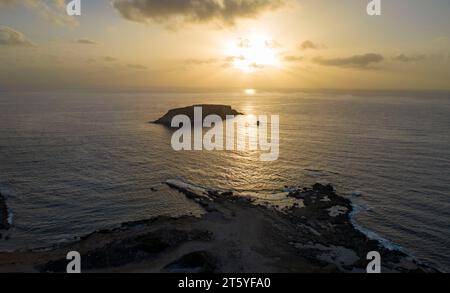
[225,34,281,73]
[245,88,256,95]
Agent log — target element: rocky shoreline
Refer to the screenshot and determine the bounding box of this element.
[0,182,438,273]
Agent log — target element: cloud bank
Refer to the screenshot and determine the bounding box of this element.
[76,39,99,45]
[112,0,286,26]
[393,54,426,62]
[283,55,303,62]
[313,53,384,69]
[0,26,36,47]
[0,0,77,27]
[299,40,323,50]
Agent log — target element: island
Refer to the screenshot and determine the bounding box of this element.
[0,182,437,273]
[153,104,243,127]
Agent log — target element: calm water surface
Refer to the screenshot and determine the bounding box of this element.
[0,91,449,271]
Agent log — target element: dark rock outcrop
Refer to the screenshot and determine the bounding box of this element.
[154,104,243,127]
[0,182,439,273]
[38,228,213,272]
[0,193,10,230]
[164,251,217,273]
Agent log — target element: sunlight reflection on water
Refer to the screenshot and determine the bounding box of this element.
[0,91,449,270]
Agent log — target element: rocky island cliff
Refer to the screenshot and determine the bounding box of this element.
[154,105,243,126]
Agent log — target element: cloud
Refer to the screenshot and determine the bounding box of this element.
[104,56,118,62]
[0,0,78,27]
[236,37,280,49]
[76,39,99,45]
[184,58,222,65]
[0,26,36,47]
[283,55,303,62]
[313,53,384,69]
[299,40,324,50]
[392,54,426,63]
[112,0,286,27]
[127,64,147,70]
[183,57,240,69]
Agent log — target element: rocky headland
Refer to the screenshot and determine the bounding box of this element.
[153,105,243,127]
[0,181,437,273]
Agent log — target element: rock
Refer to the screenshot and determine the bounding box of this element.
[327,206,349,217]
[3,182,439,273]
[312,183,334,195]
[38,228,213,272]
[198,200,217,212]
[352,191,363,197]
[0,192,10,230]
[164,251,217,273]
[238,197,251,204]
[221,191,233,197]
[154,105,243,127]
[207,190,219,197]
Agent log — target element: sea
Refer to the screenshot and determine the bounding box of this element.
[0,90,449,271]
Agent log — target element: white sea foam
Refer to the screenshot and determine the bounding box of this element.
[165,178,210,198]
[350,203,403,252]
[7,210,13,226]
[166,180,404,253]
[304,169,323,178]
[282,187,297,193]
[0,188,13,227]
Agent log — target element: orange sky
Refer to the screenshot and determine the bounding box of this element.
[0,0,449,91]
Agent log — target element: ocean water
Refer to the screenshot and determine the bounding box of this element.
[0,91,449,271]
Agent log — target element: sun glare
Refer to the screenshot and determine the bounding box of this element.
[225,34,281,73]
[245,89,256,95]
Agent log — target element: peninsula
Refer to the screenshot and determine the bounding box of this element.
[0,182,437,273]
